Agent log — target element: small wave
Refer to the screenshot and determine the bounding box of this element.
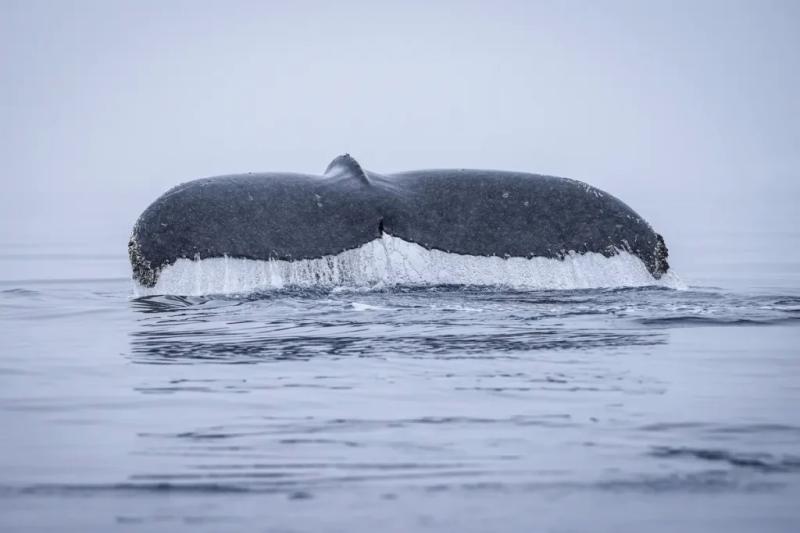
[422,471,779,494]
[639,422,800,436]
[651,446,800,473]
[774,297,800,306]
[0,288,40,297]
[1,469,780,499]
[131,294,211,312]
[128,330,666,364]
[638,316,800,326]
[350,302,392,312]
[134,234,683,296]
[0,482,254,496]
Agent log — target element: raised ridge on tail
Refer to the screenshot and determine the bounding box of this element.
[324,153,371,185]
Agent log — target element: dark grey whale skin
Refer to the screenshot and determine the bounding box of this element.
[129,155,669,287]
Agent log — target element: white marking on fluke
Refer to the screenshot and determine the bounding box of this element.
[133,234,683,296]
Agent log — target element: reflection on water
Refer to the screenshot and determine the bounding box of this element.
[130,328,667,363]
[128,287,799,364]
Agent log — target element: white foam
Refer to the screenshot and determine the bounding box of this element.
[133,234,684,296]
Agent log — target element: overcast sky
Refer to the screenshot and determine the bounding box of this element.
[2,0,798,274]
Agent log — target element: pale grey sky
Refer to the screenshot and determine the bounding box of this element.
[2,0,799,274]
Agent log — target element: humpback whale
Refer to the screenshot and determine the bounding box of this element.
[129,155,669,289]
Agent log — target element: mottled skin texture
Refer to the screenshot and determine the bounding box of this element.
[130,155,669,287]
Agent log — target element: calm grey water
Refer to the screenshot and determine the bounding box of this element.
[1,233,799,532]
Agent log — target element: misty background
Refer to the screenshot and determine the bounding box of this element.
[2,0,798,285]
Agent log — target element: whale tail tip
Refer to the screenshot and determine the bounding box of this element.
[653,233,670,277]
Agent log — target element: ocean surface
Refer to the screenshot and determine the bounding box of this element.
[1,230,799,532]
